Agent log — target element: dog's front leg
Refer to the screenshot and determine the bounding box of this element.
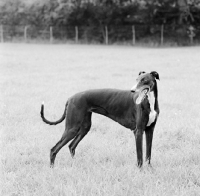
[134,128,144,167]
[145,122,156,165]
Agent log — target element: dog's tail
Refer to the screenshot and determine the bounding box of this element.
[40,101,68,125]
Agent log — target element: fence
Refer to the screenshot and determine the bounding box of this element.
[1,24,200,46]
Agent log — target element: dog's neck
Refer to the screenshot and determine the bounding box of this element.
[153,80,159,111]
[147,81,158,126]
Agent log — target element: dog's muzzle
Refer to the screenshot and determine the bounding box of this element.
[131,84,137,92]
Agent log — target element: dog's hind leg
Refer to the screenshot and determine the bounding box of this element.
[50,127,79,167]
[68,112,92,157]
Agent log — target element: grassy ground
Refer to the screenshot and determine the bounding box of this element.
[1,43,200,196]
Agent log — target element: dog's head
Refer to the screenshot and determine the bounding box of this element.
[131,71,160,104]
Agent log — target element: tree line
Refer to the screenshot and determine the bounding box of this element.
[1,0,200,26]
[0,0,200,44]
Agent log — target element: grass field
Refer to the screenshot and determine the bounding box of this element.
[1,43,200,196]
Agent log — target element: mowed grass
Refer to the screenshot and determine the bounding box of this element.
[1,43,200,196]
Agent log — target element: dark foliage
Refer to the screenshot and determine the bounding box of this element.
[0,0,200,44]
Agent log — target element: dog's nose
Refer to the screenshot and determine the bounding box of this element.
[131,84,137,92]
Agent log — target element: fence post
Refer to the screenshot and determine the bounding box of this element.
[161,24,164,45]
[75,26,78,43]
[0,25,4,43]
[132,25,135,45]
[188,25,195,45]
[24,26,28,43]
[50,26,53,43]
[105,26,108,45]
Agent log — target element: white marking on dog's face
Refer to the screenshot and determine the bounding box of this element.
[147,91,157,126]
[131,83,138,92]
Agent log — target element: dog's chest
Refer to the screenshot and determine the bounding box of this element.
[147,92,157,126]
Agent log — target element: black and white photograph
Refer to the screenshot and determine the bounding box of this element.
[1,0,200,195]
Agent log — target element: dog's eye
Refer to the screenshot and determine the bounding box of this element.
[144,80,148,83]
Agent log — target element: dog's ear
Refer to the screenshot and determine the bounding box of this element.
[139,71,146,75]
[150,71,160,80]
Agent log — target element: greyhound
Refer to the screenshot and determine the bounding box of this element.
[41,71,160,167]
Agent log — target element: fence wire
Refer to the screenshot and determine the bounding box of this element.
[1,24,200,45]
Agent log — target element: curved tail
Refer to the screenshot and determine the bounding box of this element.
[40,102,68,125]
